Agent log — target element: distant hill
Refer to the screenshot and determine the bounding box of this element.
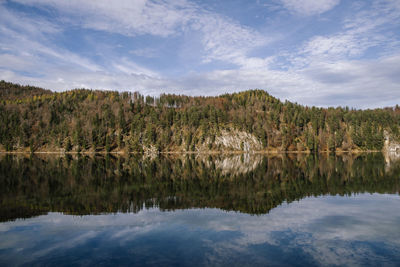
[0,80,399,152]
[0,80,52,101]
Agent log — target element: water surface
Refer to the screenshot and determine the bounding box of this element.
[0,153,399,266]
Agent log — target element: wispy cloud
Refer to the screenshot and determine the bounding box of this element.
[0,0,399,108]
[13,0,271,68]
[11,0,196,37]
[193,11,270,67]
[294,0,400,66]
[129,48,159,58]
[280,0,340,16]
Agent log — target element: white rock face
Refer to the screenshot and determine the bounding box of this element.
[383,131,400,171]
[384,131,400,153]
[214,130,262,151]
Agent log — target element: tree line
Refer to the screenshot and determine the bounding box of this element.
[1,80,400,152]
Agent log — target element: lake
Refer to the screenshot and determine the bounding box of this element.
[0,153,399,266]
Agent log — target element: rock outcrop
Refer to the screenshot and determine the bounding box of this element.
[193,129,263,152]
[213,129,263,152]
[384,131,400,153]
[383,131,400,171]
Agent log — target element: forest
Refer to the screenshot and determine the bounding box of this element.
[1,80,400,152]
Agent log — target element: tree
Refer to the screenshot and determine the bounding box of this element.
[105,135,111,153]
[65,138,72,152]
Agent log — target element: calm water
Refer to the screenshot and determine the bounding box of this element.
[0,153,400,266]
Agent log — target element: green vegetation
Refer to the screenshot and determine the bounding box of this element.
[1,80,399,152]
[0,153,399,221]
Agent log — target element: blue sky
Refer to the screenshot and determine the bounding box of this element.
[0,0,399,108]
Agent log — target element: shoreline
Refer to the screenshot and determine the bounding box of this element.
[0,150,383,155]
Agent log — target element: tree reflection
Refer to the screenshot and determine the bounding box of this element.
[0,153,399,221]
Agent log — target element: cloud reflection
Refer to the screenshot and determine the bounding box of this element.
[0,194,399,266]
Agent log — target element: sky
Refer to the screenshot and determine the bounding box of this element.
[0,0,399,108]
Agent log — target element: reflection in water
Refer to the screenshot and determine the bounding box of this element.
[1,195,400,266]
[0,153,399,221]
[385,150,400,172]
[1,153,400,266]
[202,153,263,176]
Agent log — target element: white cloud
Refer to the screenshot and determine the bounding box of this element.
[2,52,400,108]
[0,29,102,73]
[1,0,399,108]
[111,57,160,77]
[129,48,158,58]
[0,7,103,73]
[11,0,196,37]
[193,12,269,67]
[0,4,60,37]
[301,34,373,60]
[8,0,271,69]
[292,1,400,67]
[280,0,340,16]
[269,0,400,107]
[0,54,34,71]
[0,0,274,93]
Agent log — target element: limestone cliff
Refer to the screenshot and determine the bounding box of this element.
[196,129,263,152]
[383,131,400,153]
[383,131,400,171]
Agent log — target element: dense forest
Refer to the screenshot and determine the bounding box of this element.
[1,153,399,221]
[1,80,400,152]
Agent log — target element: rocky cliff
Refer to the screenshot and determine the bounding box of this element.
[384,131,400,153]
[195,129,263,152]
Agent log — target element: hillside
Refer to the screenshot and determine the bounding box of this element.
[0,80,52,101]
[1,80,400,153]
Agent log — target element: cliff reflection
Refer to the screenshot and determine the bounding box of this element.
[0,153,399,221]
